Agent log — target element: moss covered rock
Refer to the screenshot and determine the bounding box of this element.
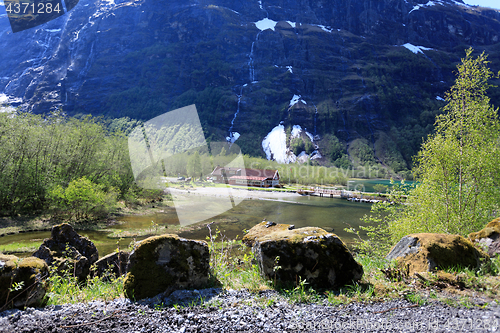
[468,218,500,257]
[33,223,98,281]
[386,233,489,275]
[93,251,129,279]
[124,234,209,300]
[248,222,363,288]
[242,221,293,247]
[0,255,48,309]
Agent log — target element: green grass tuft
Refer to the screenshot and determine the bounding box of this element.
[44,266,125,306]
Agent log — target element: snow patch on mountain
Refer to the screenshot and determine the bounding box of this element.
[0,93,8,104]
[262,124,295,163]
[310,150,322,160]
[410,1,437,13]
[401,43,433,54]
[296,151,308,163]
[226,132,240,144]
[291,125,302,138]
[316,25,333,33]
[289,95,307,108]
[409,0,470,14]
[255,18,277,31]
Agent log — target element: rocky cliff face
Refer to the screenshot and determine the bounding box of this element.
[0,0,499,170]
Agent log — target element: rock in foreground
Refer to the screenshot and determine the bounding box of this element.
[386,233,488,275]
[33,223,98,281]
[124,234,210,300]
[0,255,48,309]
[93,251,129,279]
[249,222,363,288]
[469,218,500,257]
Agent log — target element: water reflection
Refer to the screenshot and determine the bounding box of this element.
[1,196,373,257]
[177,196,372,243]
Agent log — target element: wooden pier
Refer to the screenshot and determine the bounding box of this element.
[296,188,384,202]
[297,187,342,197]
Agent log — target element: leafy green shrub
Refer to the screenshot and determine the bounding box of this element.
[49,177,117,220]
[373,184,388,194]
[345,180,412,258]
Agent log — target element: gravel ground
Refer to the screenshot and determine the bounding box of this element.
[1,289,499,333]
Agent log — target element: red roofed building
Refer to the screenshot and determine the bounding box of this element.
[211,167,280,188]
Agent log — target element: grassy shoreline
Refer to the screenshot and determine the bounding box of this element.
[3,185,498,309]
[6,237,499,310]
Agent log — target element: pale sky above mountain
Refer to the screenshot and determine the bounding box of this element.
[463,1,500,9]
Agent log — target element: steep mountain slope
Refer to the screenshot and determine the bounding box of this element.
[0,0,499,173]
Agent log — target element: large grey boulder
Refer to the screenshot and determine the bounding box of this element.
[386,233,489,275]
[33,223,98,281]
[124,234,210,300]
[0,255,48,309]
[248,222,363,289]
